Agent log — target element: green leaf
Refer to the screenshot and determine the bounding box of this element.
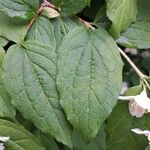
[26,16,58,49]
[106,0,137,38]
[50,0,90,16]
[0,0,39,20]
[57,27,123,140]
[106,86,149,150]
[124,85,142,96]
[3,41,72,147]
[0,37,8,47]
[0,48,15,121]
[117,0,150,48]
[26,16,80,49]
[0,119,44,150]
[0,12,28,43]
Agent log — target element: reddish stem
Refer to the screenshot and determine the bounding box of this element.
[42,0,60,10]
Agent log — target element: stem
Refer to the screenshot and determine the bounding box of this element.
[79,18,95,30]
[118,48,150,90]
[118,48,145,79]
[144,79,150,91]
[119,96,134,101]
[42,0,60,10]
[28,0,59,29]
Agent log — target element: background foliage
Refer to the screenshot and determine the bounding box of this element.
[0,0,149,149]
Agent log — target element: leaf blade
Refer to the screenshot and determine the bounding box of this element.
[106,0,137,38]
[0,0,39,20]
[50,0,90,16]
[117,0,150,48]
[0,119,44,150]
[3,41,72,147]
[0,47,16,121]
[57,26,123,140]
[0,12,28,43]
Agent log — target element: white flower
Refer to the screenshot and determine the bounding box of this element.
[0,136,9,150]
[120,82,128,95]
[125,48,138,55]
[0,143,4,150]
[119,87,150,118]
[0,136,9,142]
[132,128,150,144]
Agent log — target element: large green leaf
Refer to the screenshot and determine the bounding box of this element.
[117,0,150,48]
[57,26,123,140]
[0,12,28,43]
[0,119,44,150]
[106,0,137,38]
[0,0,39,20]
[50,0,90,16]
[26,16,80,49]
[3,41,72,147]
[106,86,149,150]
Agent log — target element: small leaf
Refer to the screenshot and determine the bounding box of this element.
[0,0,39,20]
[0,119,44,150]
[3,41,72,147]
[57,26,123,140]
[125,85,143,96]
[42,7,60,19]
[106,0,137,38]
[117,0,150,48]
[50,0,90,16]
